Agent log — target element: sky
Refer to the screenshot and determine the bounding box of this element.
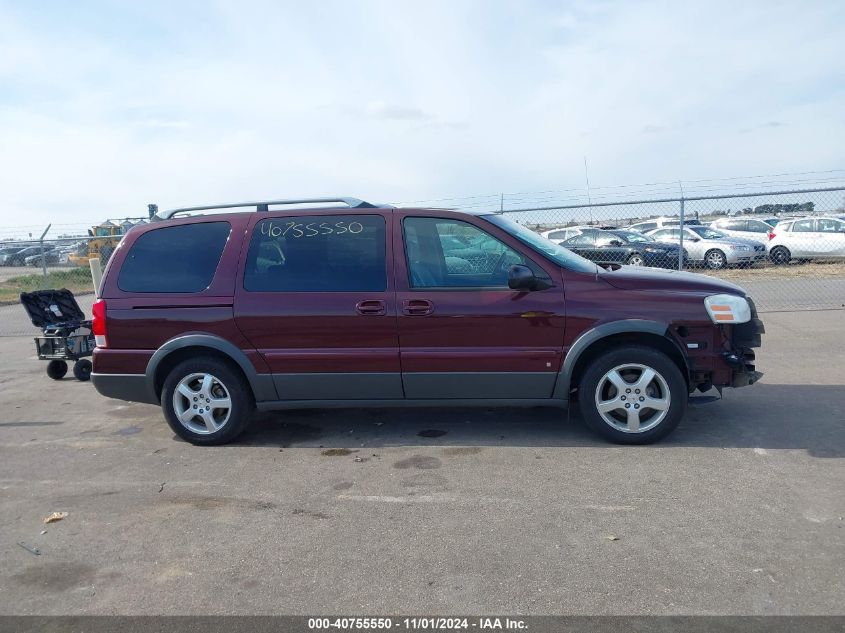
[1,0,844,234]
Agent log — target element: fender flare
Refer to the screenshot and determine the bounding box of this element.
[145,334,277,403]
[552,319,687,399]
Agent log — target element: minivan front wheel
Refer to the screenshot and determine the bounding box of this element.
[578,346,687,444]
[162,357,254,445]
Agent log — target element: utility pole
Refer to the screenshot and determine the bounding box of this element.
[678,181,685,272]
[39,224,51,284]
[584,156,593,223]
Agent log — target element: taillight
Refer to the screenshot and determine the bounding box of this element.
[92,299,107,348]
[768,231,775,240]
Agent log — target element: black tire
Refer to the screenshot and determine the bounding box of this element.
[577,345,687,445]
[161,356,254,446]
[73,359,92,381]
[769,246,790,265]
[46,360,68,380]
[704,249,727,270]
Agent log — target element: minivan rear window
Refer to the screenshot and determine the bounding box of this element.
[118,222,230,293]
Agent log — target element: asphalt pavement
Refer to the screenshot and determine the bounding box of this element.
[0,310,842,615]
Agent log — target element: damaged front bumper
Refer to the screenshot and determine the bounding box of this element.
[725,298,765,388]
[723,349,763,387]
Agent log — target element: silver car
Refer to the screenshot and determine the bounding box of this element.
[646,225,766,269]
[708,218,774,245]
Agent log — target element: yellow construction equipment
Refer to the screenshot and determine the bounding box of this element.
[68,219,145,267]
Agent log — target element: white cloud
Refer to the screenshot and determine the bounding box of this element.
[0,0,843,229]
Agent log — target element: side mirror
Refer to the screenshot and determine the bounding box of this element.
[508,264,550,291]
[609,240,623,247]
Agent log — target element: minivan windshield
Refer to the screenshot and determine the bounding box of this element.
[483,215,598,273]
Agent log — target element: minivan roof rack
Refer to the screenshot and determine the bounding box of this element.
[155,197,381,220]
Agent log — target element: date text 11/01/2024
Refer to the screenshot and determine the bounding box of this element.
[307,617,528,630]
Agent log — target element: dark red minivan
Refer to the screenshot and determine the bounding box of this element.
[91,197,763,445]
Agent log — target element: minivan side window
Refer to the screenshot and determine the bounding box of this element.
[403,217,530,288]
[118,222,230,293]
[243,215,386,292]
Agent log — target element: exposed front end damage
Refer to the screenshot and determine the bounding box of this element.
[671,297,765,393]
[724,298,765,388]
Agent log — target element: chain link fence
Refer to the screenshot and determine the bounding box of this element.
[495,186,845,313]
[0,226,126,336]
[1,186,843,337]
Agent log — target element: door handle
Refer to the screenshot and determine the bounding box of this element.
[355,300,386,316]
[402,299,434,316]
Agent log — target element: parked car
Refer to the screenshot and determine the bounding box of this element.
[628,217,702,233]
[540,226,587,244]
[767,216,845,265]
[540,225,617,243]
[0,245,29,266]
[24,249,69,267]
[561,228,684,268]
[708,218,774,245]
[646,226,766,269]
[3,245,56,267]
[90,197,764,446]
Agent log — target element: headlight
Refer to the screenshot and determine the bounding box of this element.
[704,294,751,324]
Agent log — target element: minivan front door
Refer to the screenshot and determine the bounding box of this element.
[394,213,566,400]
[234,211,401,400]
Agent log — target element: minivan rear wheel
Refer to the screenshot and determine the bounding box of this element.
[161,356,254,445]
[578,345,687,444]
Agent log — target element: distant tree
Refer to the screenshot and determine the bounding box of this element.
[753,202,814,215]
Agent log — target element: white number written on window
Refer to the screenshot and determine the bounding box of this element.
[259,220,365,238]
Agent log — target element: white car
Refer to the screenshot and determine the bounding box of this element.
[767,216,845,264]
[540,226,587,244]
[628,217,702,234]
[708,218,774,245]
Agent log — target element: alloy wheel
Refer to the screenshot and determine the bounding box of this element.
[706,250,726,269]
[594,363,671,433]
[172,373,232,435]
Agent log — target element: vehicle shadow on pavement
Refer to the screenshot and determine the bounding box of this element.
[232,383,844,458]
